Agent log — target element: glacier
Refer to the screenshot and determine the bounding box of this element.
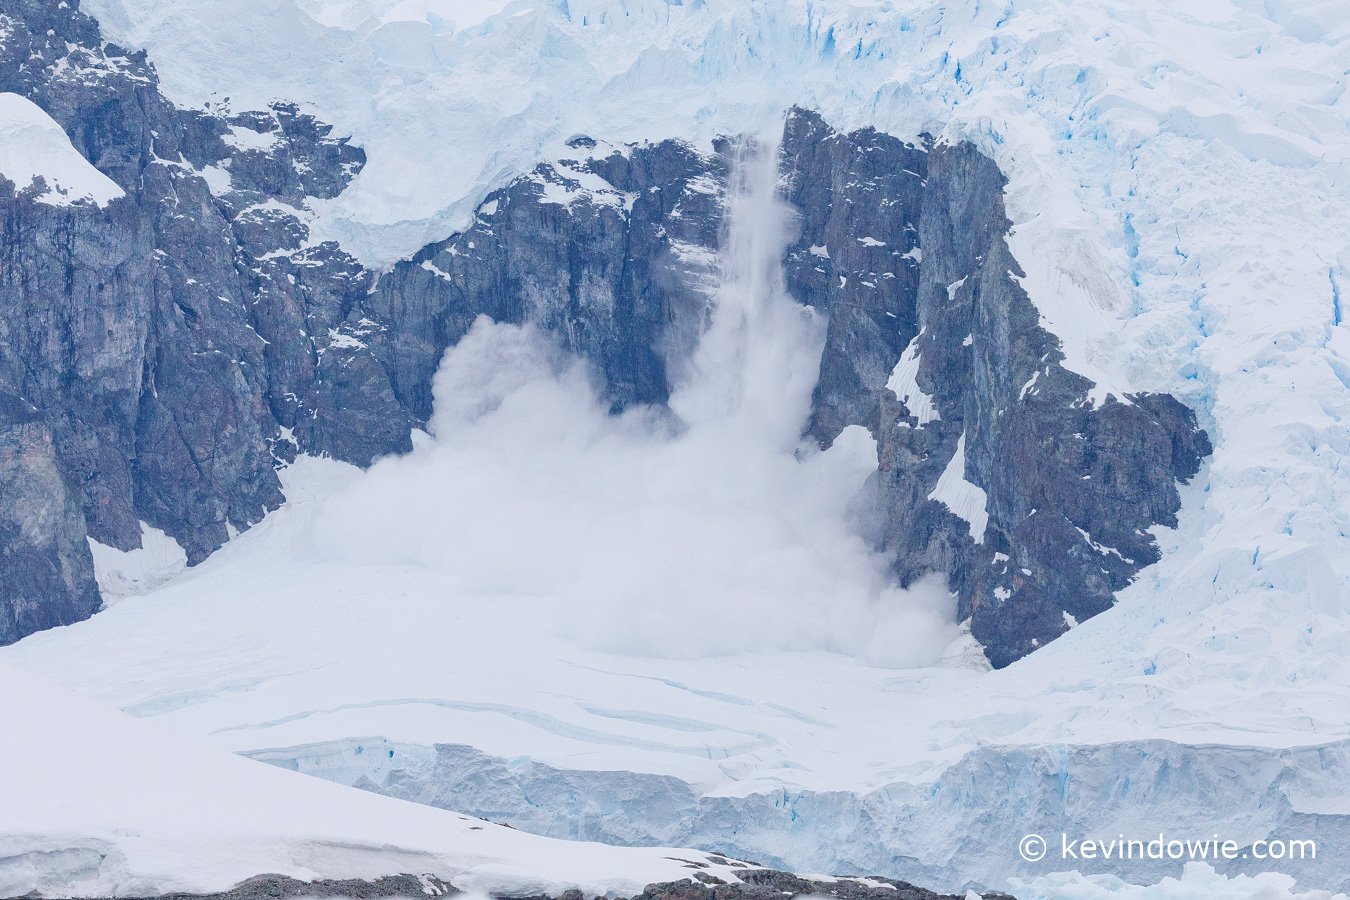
[6,448,1350,892]
[1,0,1348,897]
[0,659,766,899]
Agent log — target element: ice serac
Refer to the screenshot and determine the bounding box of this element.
[243,734,1350,890]
[778,109,1211,667]
[246,735,1350,892]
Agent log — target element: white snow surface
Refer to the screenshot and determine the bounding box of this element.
[1014,863,1350,900]
[0,93,125,207]
[927,433,989,543]
[88,523,188,602]
[0,659,755,899]
[885,333,939,426]
[15,445,1348,795]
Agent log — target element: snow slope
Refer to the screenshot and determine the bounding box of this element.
[0,658,762,898]
[88,525,188,602]
[7,452,1350,891]
[7,638,1340,900]
[0,460,1322,785]
[0,92,125,206]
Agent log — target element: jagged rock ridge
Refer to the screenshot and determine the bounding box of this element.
[776,109,1211,666]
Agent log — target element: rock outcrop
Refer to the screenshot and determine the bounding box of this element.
[0,2,1208,667]
[70,868,1014,900]
[365,136,727,422]
[0,0,389,634]
[778,110,1210,667]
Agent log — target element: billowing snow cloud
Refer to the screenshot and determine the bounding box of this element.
[304,316,956,665]
[302,142,958,666]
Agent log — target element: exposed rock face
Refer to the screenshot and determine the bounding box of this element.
[67,873,456,900]
[0,3,1207,667]
[778,109,1210,667]
[778,110,926,443]
[0,0,729,648]
[0,0,387,625]
[631,870,1015,900]
[365,137,727,421]
[0,393,99,645]
[70,868,1013,900]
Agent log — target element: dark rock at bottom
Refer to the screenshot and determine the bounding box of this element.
[41,866,1016,900]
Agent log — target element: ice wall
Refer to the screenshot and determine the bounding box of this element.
[248,735,1350,894]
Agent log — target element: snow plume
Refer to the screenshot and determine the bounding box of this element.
[304,135,956,666]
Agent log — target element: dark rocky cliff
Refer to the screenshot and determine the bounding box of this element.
[777,110,1210,667]
[366,136,728,422]
[72,867,1014,900]
[0,0,1207,666]
[0,0,388,641]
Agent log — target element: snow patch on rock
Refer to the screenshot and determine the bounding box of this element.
[886,335,938,426]
[0,93,124,207]
[927,433,988,543]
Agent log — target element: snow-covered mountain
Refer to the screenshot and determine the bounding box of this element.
[0,0,1209,666]
[1,0,1348,898]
